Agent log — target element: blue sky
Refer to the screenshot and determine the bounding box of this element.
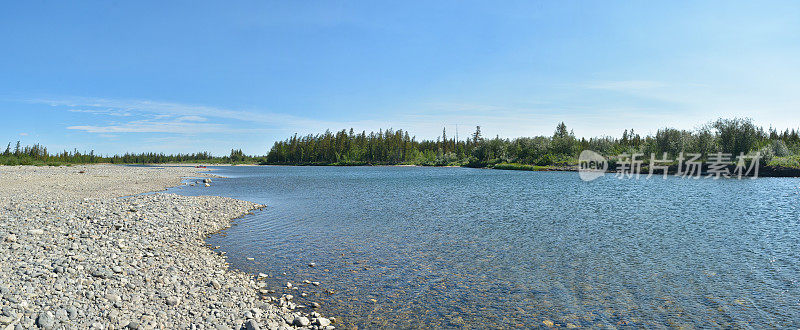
[2,1,799,155]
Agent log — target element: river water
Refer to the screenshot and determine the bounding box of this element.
[167,165,800,328]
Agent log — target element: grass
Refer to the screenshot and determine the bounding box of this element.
[768,156,800,168]
[491,163,551,171]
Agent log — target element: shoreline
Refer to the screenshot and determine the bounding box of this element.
[0,165,332,329]
[241,162,800,177]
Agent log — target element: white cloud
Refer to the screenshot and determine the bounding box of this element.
[19,132,28,136]
[27,96,399,137]
[584,80,668,91]
[67,119,276,134]
[34,97,310,126]
[68,108,134,116]
[176,115,207,122]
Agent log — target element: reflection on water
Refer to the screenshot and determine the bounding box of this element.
[168,166,800,328]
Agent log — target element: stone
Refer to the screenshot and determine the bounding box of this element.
[0,315,14,325]
[244,319,260,330]
[293,316,310,327]
[91,269,112,279]
[3,233,17,242]
[313,317,331,327]
[0,166,333,330]
[36,311,55,329]
[55,309,68,322]
[166,296,181,306]
[106,293,121,303]
[66,306,77,319]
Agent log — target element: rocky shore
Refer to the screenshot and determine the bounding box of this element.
[0,165,332,329]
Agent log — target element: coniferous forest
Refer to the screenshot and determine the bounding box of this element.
[3,118,800,169]
[263,118,800,169]
[0,143,257,166]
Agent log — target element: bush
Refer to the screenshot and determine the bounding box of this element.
[768,156,800,168]
[772,140,791,157]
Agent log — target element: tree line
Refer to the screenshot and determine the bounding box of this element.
[264,118,800,168]
[4,117,799,168]
[0,143,259,166]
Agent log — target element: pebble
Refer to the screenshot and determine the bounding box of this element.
[3,234,17,242]
[0,165,327,329]
[166,297,181,306]
[314,317,331,327]
[244,319,260,330]
[293,316,310,327]
[36,311,55,329]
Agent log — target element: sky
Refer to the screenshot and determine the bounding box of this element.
[2,1,800,155]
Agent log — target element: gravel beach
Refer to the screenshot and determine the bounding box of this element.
[0,165,332,329]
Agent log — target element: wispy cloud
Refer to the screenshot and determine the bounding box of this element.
[28,96,314,135]
[584,80,668,91]
[67,119,276,134]
[176,115,207,122]
[68,108,134,116]
[26,96,396,137]
[34,96,314,127]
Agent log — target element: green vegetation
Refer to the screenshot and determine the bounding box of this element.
[5,117,800,170]
[1,143,262,166]
[263,128,472,166]
[768,156,800,168]
[491,163,552,171]
[265,118,800,169]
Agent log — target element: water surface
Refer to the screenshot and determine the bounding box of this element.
[168,166,800,328]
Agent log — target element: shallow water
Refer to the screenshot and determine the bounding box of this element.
[167,166,800,328]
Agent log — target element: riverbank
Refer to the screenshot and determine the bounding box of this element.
[488,162,800,177]
[0,165,332,329]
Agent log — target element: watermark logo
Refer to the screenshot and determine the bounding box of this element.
[578,150,608,182]
[578,151,760,182]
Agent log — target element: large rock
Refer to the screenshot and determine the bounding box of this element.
[293,316,310,327]
[314,317,332,327]
[36,311,55,329]
[244,319,260,330]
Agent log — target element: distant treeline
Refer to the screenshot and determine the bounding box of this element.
[5,117,800,168]
[0,142,259,166]
[264,118,800,168]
